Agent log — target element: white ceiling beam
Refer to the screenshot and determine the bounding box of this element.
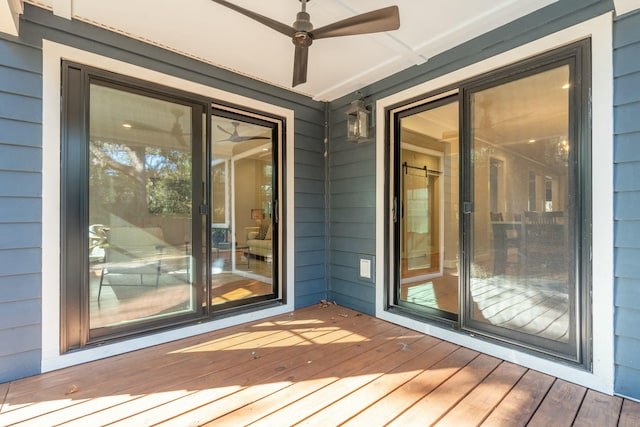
[52,0,72,20]
[0,0,23,36]
[328,0,426,66]
[614,0,640,16]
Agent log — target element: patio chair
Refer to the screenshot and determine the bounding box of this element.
[98,226,166,302]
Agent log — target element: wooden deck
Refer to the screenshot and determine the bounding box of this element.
[1,304,638,426]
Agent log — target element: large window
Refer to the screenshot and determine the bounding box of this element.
[61,63,284,351]
[388,40,591,364]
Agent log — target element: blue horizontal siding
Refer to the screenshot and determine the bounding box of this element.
[294,222,325,238]
[0,34,43,383]
[615,191,640,220]
[0,118,42,147]
[614,8,640,400]
[614,101,640,134]
[615,220,640,248]
[0,196,41,223]
[615,161,640,191]
[0,273,40,303]
[0,144,42,171]
[0,299,41,329]
[0,66,42,98]
[613,72,640,106]
[0,92,41,123]
[294,193,325,209]
[615,132,640,162]
[0,37,41,73]
[613,43,640,77]
[0,350,41,381]
[295,265,325,282]
[0,248,41,276]
[0,324,40,357]
[0,171,41,197]
[0,223,41,249]
[295,250,325,267]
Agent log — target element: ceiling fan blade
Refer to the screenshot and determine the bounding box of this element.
[292,45,309,87]
[210,0,296,38]
[311,6,400,39]
[216,124,234,136]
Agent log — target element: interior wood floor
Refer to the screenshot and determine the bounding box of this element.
[1,304,638,426]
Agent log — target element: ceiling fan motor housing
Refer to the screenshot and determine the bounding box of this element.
[293,11,313,47]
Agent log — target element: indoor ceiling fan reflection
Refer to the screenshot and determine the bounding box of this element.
[123,110,191,147]
[210,0,400,87]
[216,122,271,143]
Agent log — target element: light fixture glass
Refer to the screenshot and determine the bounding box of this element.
[347,99,370,142]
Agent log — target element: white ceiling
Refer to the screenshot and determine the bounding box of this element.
[21,0,558,101]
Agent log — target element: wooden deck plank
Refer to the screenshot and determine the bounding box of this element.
[186,333,437,427]
[0,382,9,413]
[527,379,587,427]
[5,327,325,426]
[112,317,404,426]
[342,346,479,427]
[573,389,623,426]
[0,305,636,427]
[481,369,555,427]
[256,340,458,427]
[2,312,293,410]
[246,333,436,427]
[434,361,527,426]
[619,398,640,427]
[218,339,457,426]
[2,306,363,425]
[54,308,389,427]
[387,353,501,426]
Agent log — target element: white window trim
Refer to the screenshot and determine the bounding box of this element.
[41,40,296,372]
[375,13,614,393]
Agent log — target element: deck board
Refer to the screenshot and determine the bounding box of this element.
[57,309,388,426]
[527,379,587,427]
[434,361,527,426]
[0,304,636,426]
[247,329,432,426]
[573,389,623,426]
[343,346,479,426]
[290,340,459,426]
[619,398,640,427]
[481,369,555,427]
[388,353,501,425]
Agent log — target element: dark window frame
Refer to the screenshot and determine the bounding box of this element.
[386,39,592,367]
[60,61,287,352]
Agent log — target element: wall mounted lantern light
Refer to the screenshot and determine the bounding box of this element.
[347,97,370,143]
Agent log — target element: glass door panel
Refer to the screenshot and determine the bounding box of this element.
[88,83,199,332]
[397,100,459,317]
[210,113,276,308]
[467,65,577,356]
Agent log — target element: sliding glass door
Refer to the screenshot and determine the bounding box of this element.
[61,62,284,351]
[88,83,202,335]
[210,109,278,310]
[463,56,588,360]
[394,97,460,319]
[389,40,590,363]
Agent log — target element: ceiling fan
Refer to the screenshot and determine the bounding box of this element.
[216,122,271,143]
[210,0,400,87]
